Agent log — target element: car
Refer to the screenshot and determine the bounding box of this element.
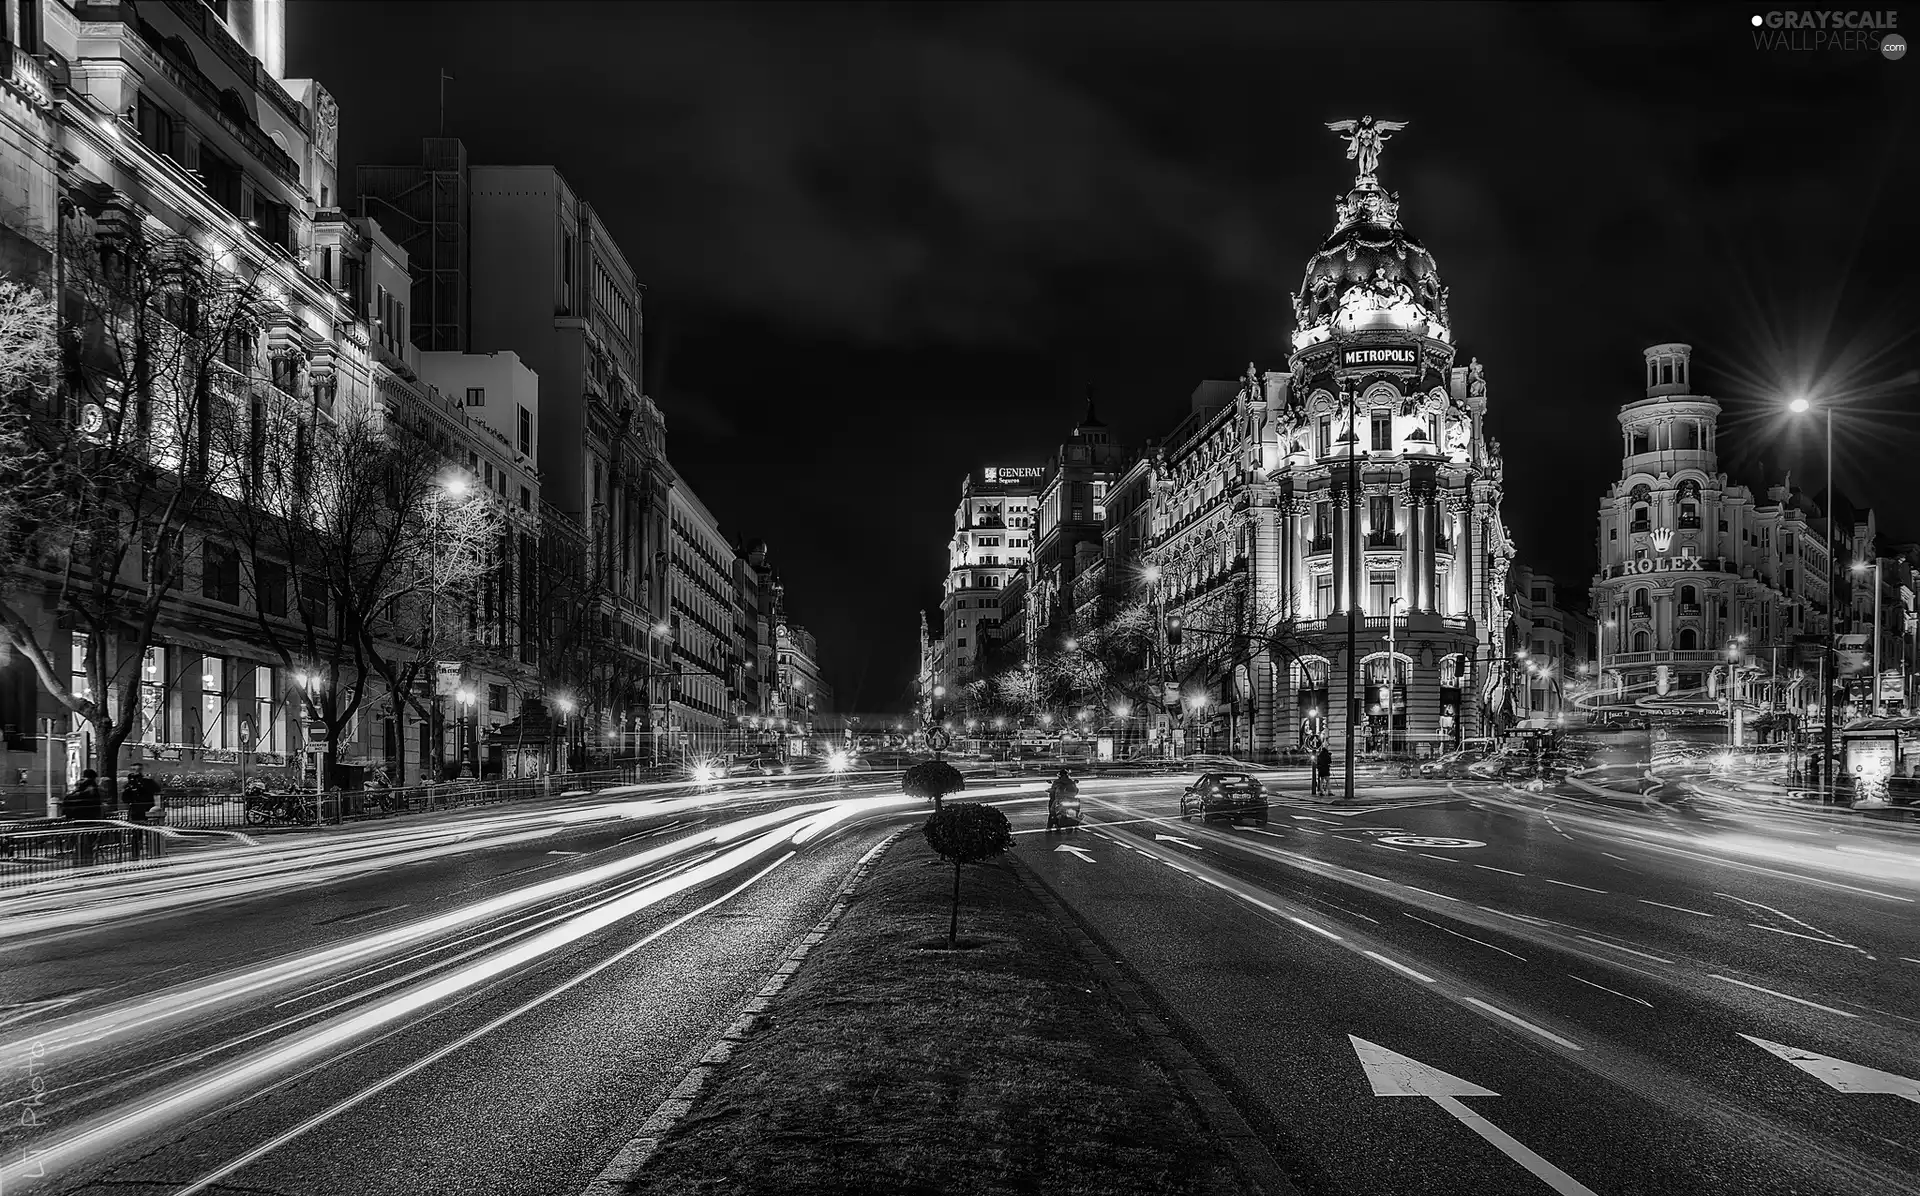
[1421,748,1489,778]
[1179,772,1270,825]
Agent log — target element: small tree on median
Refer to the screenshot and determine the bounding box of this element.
[921,801,1012,948]
[901,759,965,813]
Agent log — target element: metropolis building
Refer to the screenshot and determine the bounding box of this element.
[1150,124,1512,758]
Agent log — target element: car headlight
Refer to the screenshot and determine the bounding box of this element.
[692,762,716,783]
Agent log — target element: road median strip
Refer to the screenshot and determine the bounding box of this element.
[588,825,1264,1195]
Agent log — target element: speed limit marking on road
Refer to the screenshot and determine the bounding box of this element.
[1376,835,1484,849]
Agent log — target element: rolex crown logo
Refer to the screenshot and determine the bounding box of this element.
[1649,528,1674,552]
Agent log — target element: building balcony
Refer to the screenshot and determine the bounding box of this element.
[1365,531,1402,549]
[0,42,54,110]
[1678,602,1701,615]
[1605,650,1731,667]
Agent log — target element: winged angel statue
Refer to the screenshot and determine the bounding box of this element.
[1324,116,1407,181]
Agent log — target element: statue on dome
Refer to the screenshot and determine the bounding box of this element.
[1325,116,1408,181]
[1467,358,1486,397]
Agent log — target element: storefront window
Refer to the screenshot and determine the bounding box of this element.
[201,658,226,749]
[70,632,90,701]
[254,665,282,753]
[141,646,168,744]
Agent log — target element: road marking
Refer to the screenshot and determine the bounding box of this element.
[1709,975,1859,1018]
[1364,950,1436,983]
[1568,975,1653,1008]
[1405,913,1527,961]
[1747,924,1864,952]
[1475,865,1525,876]
[1405,885,1463,902]
[1286,915,1344,942]
[1373,844,1408,853]
[1902,958,1920,966]
[1638,900,1714,918]
[1574,935,1674,964]
[1601,853,1629,862]
[1154,834,1201,849]
[1382,836,1485,849]
[1053,844,1095,863]
[1294,815,1342,824]
[1481,906,1550,926]
[1463,997,1585,1051]
[1714,892,1844,941]
[1739,1035,1920,1103]
[1543,879,1607,894]
[546,851,584,856]
[1419,853,1461,863]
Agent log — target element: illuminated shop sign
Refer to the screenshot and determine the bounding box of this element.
[983,466,1044,482]
[1339,345,1418,369]
[1610,555,1711,577]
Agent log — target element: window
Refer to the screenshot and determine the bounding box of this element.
[517,405,532,455]
[466,387,486,407]
[489,683,508,713]
[140,646,168,745]
[253,665,282,753]
[201,657,226,750]
[1370,410,1393,452]
[1678,628,1698,649]
[202,544,240,604]
[1317,416,1332,457]
[1630,505,1650,532]
[1531,587,1548,603]
[1632,630,1650,652]
[1313,501,1331,544]
[1368,495,1395,544]
[1368,571,1398,615]
[520,486,531,512]
[258,561,288,617]
[1679,501,1699,529]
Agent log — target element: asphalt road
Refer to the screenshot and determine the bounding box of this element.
[1020,769,1920,1196]
[0,775,936,1196]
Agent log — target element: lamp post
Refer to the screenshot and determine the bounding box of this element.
[427,475,469,783]
[1789,397,1835,801]
[556,697,576,774]
[1344,379,1361,804]
[1384,596,1404,756]
[455,687,476,778]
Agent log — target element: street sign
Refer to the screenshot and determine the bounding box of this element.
[926,728,953,751]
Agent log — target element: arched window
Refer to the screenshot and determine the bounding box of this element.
[1632,588,1650,614]
[1632,630,1650,652]
[1631,504,1650,531]
[1678,628,1698,649]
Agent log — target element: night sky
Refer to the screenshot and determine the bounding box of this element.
[291,2,1918,712]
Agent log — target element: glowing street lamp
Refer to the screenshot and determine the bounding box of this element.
[1789,394,1836,801]
[1064,638,1080,652]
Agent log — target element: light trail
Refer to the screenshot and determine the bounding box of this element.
[0,795,913,1188]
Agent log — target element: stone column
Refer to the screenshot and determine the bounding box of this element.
[1331,479,1350,614]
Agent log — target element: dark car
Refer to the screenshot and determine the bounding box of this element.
[1180,772,1269,825]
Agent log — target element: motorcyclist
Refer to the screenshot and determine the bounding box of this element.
[1047,768,1080,832]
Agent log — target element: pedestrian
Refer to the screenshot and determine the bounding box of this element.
[1315,745,1333,797]
[123,766,161,860]
[1808,754,1821,798]
[66,769,103,866]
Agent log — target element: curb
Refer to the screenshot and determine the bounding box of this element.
[1009,853,1302,1196]
[576,827,908,1196]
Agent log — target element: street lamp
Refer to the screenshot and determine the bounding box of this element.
[1384,596,1405,755]
[455,687,476,778]
[1064,638,1079,652]
[1789,395,1837,801]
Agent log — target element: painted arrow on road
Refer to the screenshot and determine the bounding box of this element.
[1053,844,1095,863]
[1154,834,1201,849]
[1349,1036,1600,1196]
[1740,1034,1920,1103]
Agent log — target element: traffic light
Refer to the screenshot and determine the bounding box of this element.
[1166,614,1183,648]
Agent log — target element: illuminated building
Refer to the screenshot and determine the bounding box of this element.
[1025,400,1130,659]
[937,467,1042,692]
[667,485,738,753]
[1589,344,1832,732]
[1149,133,1510,759]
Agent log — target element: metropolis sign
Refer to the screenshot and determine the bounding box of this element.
[1339,344,1418,369]
[983,466,1044,482]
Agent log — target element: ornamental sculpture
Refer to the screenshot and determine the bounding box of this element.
[1324,116,1408,182]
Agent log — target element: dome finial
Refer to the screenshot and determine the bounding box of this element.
[1325,115,1408,185]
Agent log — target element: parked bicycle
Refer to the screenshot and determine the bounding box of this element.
[243,780,316,826]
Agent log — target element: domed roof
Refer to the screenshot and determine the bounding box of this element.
[1290,182,1452,350]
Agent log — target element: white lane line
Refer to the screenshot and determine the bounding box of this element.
[1294,816,1342,825]
[1286,915,1345,943]
[1373,844,1409,853]
[1569,975,1653,1009]
[546,851,584,856]
[1364,950,1436,983]
[1575,935,1675,965]
[1419,853,1460,863]
[1475,864,1525,877]
[1601,853,1629,862]
[1405,913,1528,961]
[1297,828,1326,836]
[1713,892,1838,938]
[1544,879,1607,894]
[1709,974,1860,1019]
[1463,996,1585,1051]
[1747,924,1865,952]
[1406,885,1464,903]
[1639,899,1715,918]
[1482,906,1549,926]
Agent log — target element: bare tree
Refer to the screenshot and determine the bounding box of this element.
[0,216,274,801]
[220,401,501,784]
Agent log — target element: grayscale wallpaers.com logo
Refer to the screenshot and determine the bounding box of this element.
[1751,10,1906,57]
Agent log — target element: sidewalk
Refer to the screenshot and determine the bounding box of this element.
[617,835,1256,1195]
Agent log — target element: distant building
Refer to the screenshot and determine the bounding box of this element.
[938,467,1042,692]
[667,484,738,752]
[1025,400,1130,659]
[1509,569,1596,724]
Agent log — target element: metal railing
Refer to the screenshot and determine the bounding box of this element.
[0,819,248,892]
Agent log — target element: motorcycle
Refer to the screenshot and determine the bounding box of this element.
[1046,787,1082,833]
[243,782,316,826]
